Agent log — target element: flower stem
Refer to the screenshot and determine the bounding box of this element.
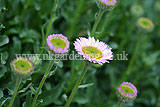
[118,100,124,107]
[91,9,104,37]
[67,61,84,92]
[24,0,34,9]
[31,60,55,107]
[68,0,85,40]
[8,76,22,107]
[65,61,88,107]
[125,32,143,75]
[40,0,58,55]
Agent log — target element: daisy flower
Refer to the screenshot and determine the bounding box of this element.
[117,82,138,102]
[96,0,117,10]
[11,57,33,77]
[47,34,70,54]
[74,37,113,65]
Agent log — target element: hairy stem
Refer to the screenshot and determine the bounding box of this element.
[91,9,104,36]
[40,0,58,55]
[8,76,22,107]
[118,100,124,107]
[68,0,85,40]
[125,32,143,75]
[65,62,88,107]
[31,60,55,107]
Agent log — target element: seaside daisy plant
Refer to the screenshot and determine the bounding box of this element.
[74,36,113,65]
[32,34,70,107]
[65,37,113,107]
[9,57,33,107]
[47,34,70,54]
[137,17,154,32]
[96,0,117,10]
[117,82,138,107]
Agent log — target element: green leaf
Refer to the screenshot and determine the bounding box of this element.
[143,51,160,67]
[0,35,9,47]
[78,83,94,89]
[7,82,15,95]
[13,95,20,107]
[5,28,20,35]
[44,82,52,90]
[9,37,21,59]
[0,24,5,31]
[73,92,88,104]
[19,83,32,93]
[55,60,63,68]
[48,66,57,77]
[19,29,40,39]
[62,94,67,101]
[0,97,9,106]
[21,38,34,43]
[0,65,7,78]
[0,90,3,99]
[25,91,33,107]
[0,51,8,65]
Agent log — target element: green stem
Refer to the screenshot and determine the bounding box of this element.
[91,9,104,37]
[68,0,85,40]
[31,60,55,107]
[65,62,88,107]
[24,0,34,9]
[8,76,22,107]
[125,32,143,75]
[118,100,124,107]
[40,0,58,55]
[118,18,137,53]
[67,61,84,92]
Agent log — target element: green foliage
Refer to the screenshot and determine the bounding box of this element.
[0,0,159,107]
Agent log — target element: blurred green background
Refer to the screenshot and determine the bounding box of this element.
[0,0,160,107]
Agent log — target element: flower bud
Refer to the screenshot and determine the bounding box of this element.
[131,4,144,17]
[96,0,117,10]
[47,34,70,54]
[11,57,33,77]
[137,17,154,32]
[117,82,138,102]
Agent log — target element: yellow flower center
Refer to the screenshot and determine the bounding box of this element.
[15,59,32,72]
[121,85,135,95]
[50,38,67,49]
[82,46,103,59]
